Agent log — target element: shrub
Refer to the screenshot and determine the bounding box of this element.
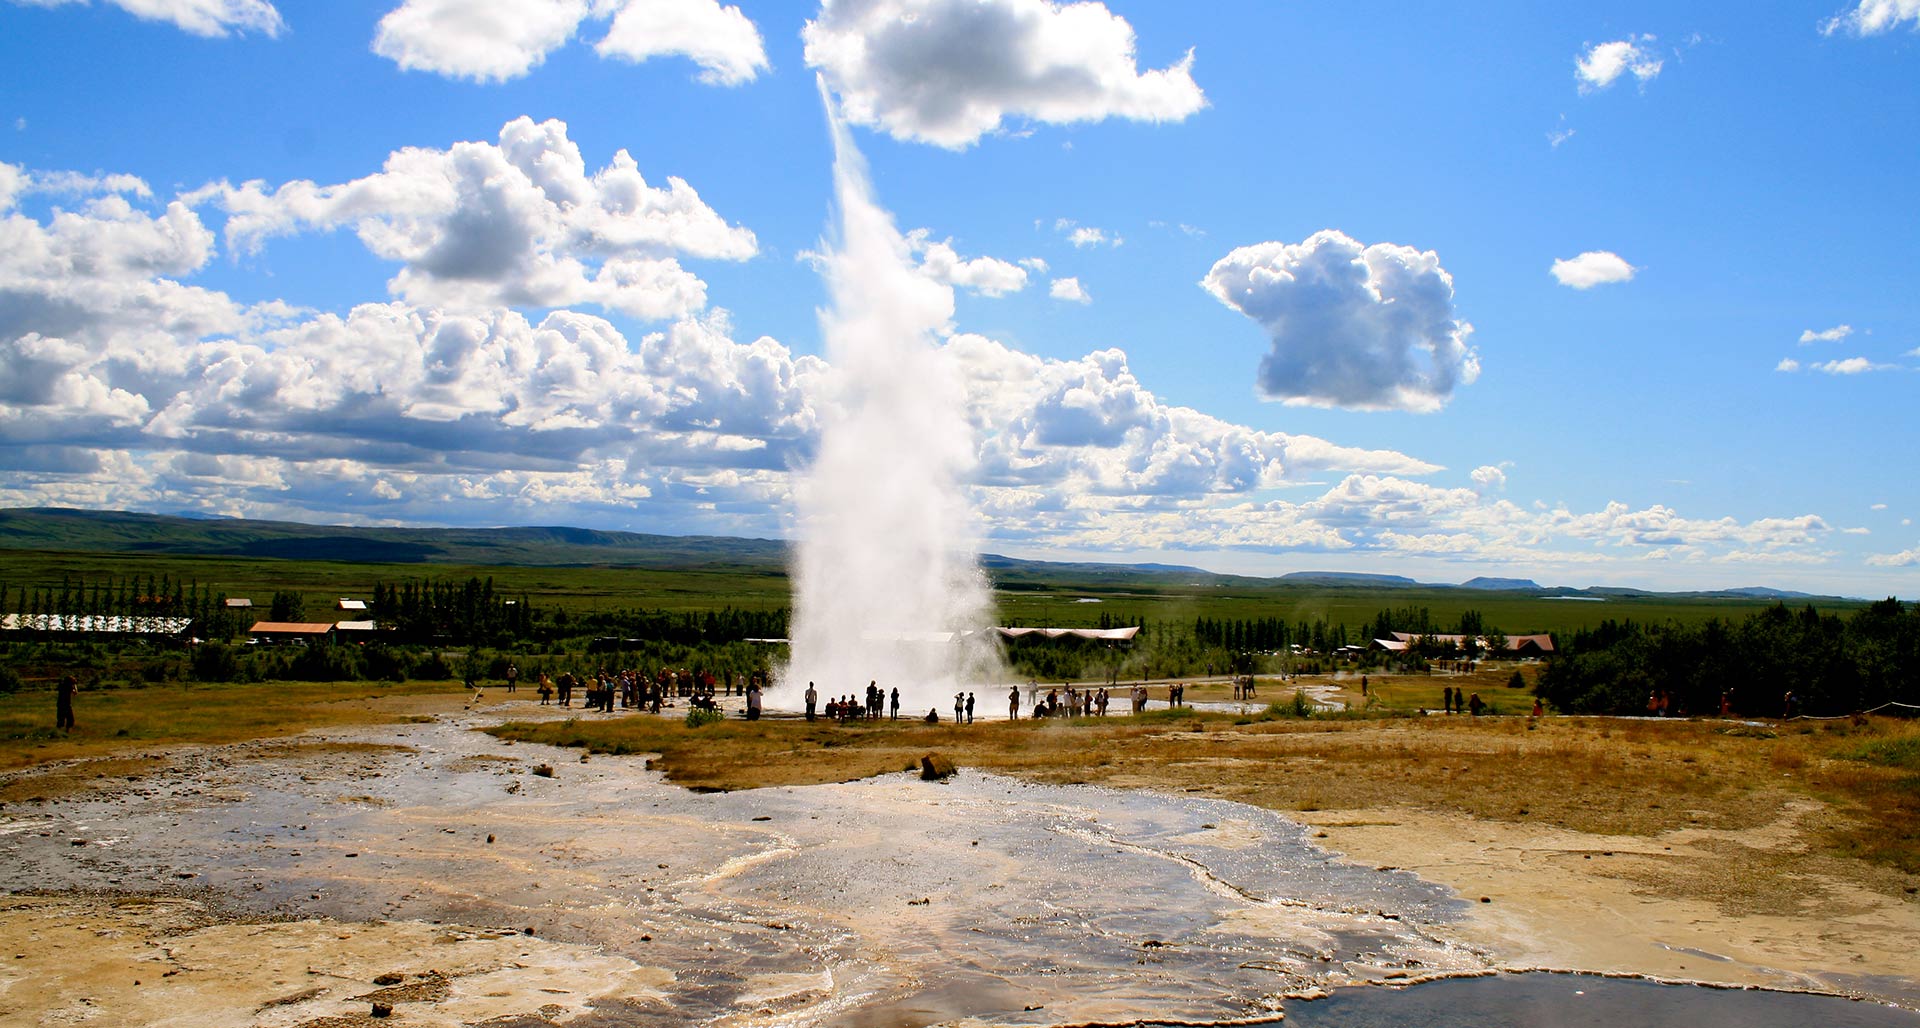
[1257,690,1317,720]
[411,652,455,680]
[192,643,240,682]
[685,706,725,728]
[0,665,21,694]
[286,643,361,682]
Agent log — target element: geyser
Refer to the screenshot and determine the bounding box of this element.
[777,89,1002,714]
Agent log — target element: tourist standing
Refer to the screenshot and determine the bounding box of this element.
[890,687,900,719]
[746,680,762,721]
[1008,686,1020,721]
[805,682,818,721]
[55,675,76,731]
[966,692,975,724]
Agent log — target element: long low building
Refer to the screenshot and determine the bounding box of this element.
[994,626,1140,642]
[0,613,193,638]
[248,621,338,644]
[1374,631,1554,656]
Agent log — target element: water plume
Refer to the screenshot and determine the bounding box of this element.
[777,85,1002,714]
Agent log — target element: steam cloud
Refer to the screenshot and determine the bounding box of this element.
[776,86,1004,715]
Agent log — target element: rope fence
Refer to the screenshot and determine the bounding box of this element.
[1787,700,1920,721]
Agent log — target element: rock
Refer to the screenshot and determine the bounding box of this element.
[919,753,956,780]
[371,1000,394,1017]
[373,973,405,985]
[487,834,495,844]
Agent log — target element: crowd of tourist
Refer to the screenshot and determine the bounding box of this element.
[523,664,772,714]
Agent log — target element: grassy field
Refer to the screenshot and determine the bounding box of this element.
[0,678,461,776]
[0,546,1858,635]
[0,549,790,618]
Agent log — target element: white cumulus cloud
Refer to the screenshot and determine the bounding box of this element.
[1776,358,1802,372]
[204,116,757,320]
[595,0,769,86]
[1577,36,1663,92]
[1470,464,1508,493]
[1200,229,1479,413]
[1823,0,1920,36]
[1799,323,1852,343]
[373,0,590,81]
[906,230,1029,297]
[802,0,1206,149]
[9,0,283,37]
[1812,356,1890,374]
[1867,542,1920,567]
[1050,276,1090,304]
[373,0,766,85]
[1550,250,1636,289]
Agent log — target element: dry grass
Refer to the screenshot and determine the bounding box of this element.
[486,708,1920,882]
[0,679,461,772]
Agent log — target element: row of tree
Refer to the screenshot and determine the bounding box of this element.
[1535,600,1920,716]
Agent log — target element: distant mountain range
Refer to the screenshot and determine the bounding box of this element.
[0,507,1855,602]
[1278,569,1836,602]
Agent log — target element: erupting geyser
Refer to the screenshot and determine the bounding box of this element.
[777,87,1003,713]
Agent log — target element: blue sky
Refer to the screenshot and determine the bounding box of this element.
[2,0,1917,595]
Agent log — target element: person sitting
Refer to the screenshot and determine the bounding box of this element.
[924,709,940,723]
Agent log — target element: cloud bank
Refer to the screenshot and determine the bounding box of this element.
[0,145,1853,580]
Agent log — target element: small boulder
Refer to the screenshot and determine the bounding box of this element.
[919,753,956,780]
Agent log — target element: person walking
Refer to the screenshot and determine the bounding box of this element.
[55,675,76,731]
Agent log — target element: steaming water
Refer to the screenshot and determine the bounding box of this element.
[779,89,1002,713]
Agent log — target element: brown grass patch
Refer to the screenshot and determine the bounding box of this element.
[485,709,1920,884]
[0,680,463,772]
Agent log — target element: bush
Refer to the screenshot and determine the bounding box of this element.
[411,652,455,680]
[192,643,240,682]
[0,665,21,694]
[685,706,725,728]
[286,643,361,682]
[361,646,410,683]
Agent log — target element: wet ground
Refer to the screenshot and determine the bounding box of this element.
[2,701,1916,1026]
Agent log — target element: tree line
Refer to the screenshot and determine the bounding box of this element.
[1536,600,1919,716]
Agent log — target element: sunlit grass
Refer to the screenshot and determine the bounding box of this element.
[0,678,459,771]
